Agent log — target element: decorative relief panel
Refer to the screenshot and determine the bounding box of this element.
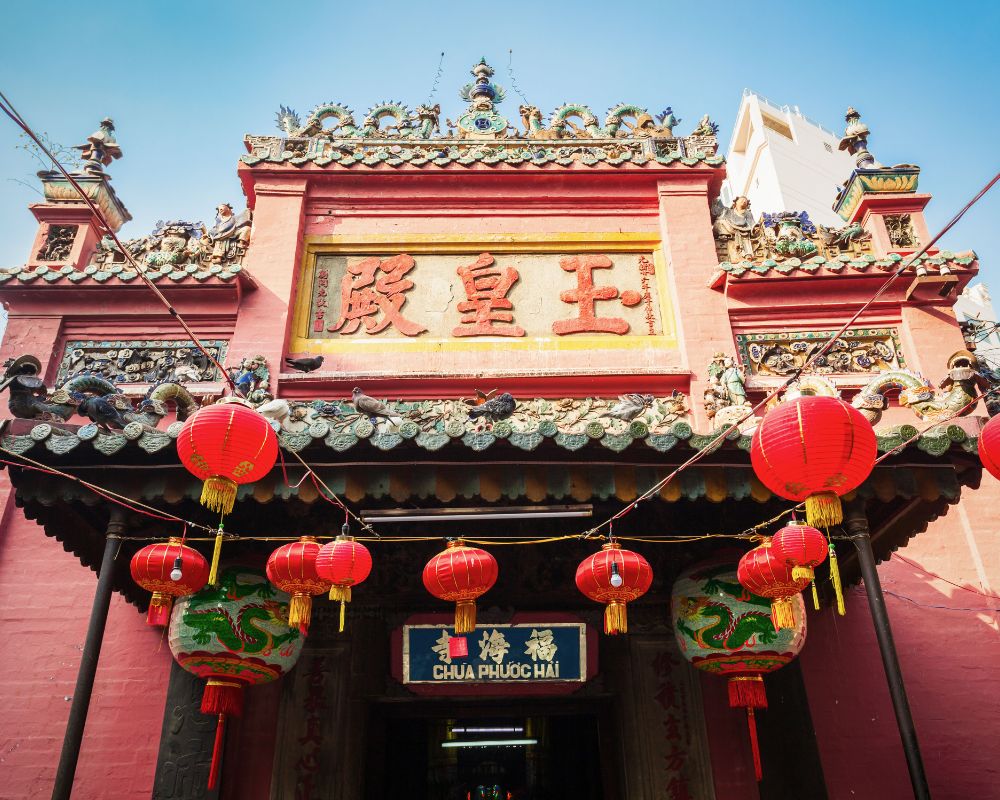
[735,328,904,377]
[885,213,918,248]
[307,251,664,341]
[36,225,77,262]
[56,340,228,384]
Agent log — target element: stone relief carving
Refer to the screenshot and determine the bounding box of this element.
[36,225,77,262]
[885,214,917,249]
[735,329,904,378]
[56,340,227,385]
[703,353,751,427]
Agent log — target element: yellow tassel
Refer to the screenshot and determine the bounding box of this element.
[455,600,477,634]
[207,528,224,586]
[329,585,352,602]
[339,599,345,633]
[811,580,820,611]
[805,492,843,528]
[604,601,628,635]
[792,565,815,582]
[829,544,846,616]
[770,597,796,630]
[288,594,312,629]
[200,476,238,515]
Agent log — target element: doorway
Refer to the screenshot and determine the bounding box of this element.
[366,703,606,800]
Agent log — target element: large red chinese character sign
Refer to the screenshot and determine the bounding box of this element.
[306,251,663,341]
[328,254,427,337]
[453,253,525,337]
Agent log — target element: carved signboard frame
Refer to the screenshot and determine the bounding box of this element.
[289,233,678,360]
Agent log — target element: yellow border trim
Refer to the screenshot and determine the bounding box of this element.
[289,233,677,355]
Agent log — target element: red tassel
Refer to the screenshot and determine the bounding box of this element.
[728,675,767,709]
[201,680,244,717]
[146,593,172,627]
[747,708,763,781]
[208,714,226,790]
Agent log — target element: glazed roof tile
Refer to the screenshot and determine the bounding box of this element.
[0,262,247,287]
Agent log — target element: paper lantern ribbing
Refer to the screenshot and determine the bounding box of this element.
[169,568,304,790]
[315,534,373,632]
[737,540,810,630]
[978,414,1000,481]
[176,399,278,516]
[672,559,806,781]
[750,396,876,528]
[422,540,498,633]
[266,536,331,632]
[575,541,652,635]
[129,537,209,626]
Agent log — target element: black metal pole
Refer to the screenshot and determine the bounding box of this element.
[51,512,124,800]
[845,505,931,800]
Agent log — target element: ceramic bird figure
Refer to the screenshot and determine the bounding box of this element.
[285,355,325,373]
[467,392,516,420]
[351,387,402,426]
[75,393,131,430]
[602,393,654,421]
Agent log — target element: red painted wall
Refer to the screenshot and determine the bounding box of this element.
[0,476,172,798]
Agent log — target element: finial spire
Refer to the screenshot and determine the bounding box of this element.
[72,118,123,176]
[838,107,881,170]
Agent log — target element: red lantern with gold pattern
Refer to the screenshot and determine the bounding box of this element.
[737,539,810,630]
[750,396,876,528]
[978,414,1000,480]
[176,399,278,517]
[266,536,331,632]
[316,534,373,632]
[575,541,653,635]
[130,537,209,626]
[422,539,498,633]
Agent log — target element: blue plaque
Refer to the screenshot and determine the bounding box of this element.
[402,623,587,684]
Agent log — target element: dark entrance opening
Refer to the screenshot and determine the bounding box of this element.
[366,702,605,800]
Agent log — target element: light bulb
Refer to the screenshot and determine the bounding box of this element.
[170,556,183,582]
[610,561,623,588]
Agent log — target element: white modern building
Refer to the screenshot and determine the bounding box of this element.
[955,282,1000,369]
[720,90,856,227]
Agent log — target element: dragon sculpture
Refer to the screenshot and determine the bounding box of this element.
[0,355,198,427]
[851,350,987,425]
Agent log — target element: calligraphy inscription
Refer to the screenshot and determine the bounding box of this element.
[402,623,587,684]
[309,252,662,340]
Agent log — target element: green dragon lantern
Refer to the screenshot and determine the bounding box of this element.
[671,559,806,782]
[168,568,305,789]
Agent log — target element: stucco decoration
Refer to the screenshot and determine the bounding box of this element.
[735,329,904,377]
[89,207,250,273]
[36,225,77,262]
[0,355,199,426]
[712,207,871,266]
[851,351,988,425]
[56,340,228,385]
[703,354,752,429]
[247,59,721,169]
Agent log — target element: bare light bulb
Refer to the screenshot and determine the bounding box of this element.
[609,561,623,588]
[170,556,183,582]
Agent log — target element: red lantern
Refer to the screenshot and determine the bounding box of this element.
[130,537,209,626]
[176,399,278,516]
[737,539,810,630]
[978,415,1000,480]
[771,521,828,582]
[422,539,498,633]
[751,395,876,528]
[575,541,653,635]
[316,534,373,632]
[266,536,331,631]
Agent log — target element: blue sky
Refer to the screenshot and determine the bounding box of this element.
[1,0,997,284]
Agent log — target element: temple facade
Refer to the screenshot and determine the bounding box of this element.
[0,61,997,800]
